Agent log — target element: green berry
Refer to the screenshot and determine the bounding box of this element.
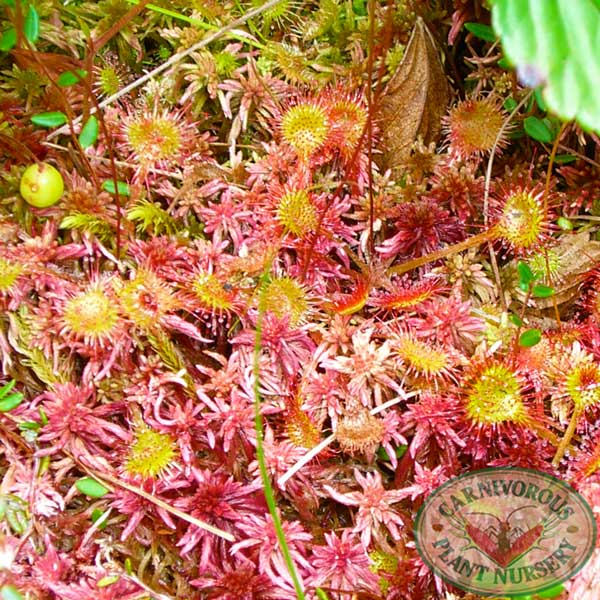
[20,162,64,208]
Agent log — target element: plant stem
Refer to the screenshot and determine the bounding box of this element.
[386,226,497,276]
[253,271,306,600]
[552,406,582,467]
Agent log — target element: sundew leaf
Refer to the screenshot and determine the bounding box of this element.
[492,0,600,133]
[76,477,109,498]
[464,22,496,42]
[79,115,98,148]
[31,111,68,127]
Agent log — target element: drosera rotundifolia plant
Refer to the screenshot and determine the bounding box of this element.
[2,0,600,598]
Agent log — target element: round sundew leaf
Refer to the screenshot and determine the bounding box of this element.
[79,115,98,148]
[492,0,600,133]
[0,585,24,600]
[464,22,497,42]
[23,5,39,43]
[519,328,542,347]
[31,111,68,128]
[76,477,109,498]
[524,116,554,143]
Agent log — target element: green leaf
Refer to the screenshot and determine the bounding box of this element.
[509,313,524,327]
[554,154,577,164]
[557,216,574,230]
[532,284,554,298]
[351,0,367,16]
[97,575,119,588]
[0,391,23,412]
[79,115,98,148]
[497,56,511,69]
[492,0,600,134]
[464,22,496,42]
[519,328,542,347]
[102,180,130,196]
[534,87,547,112]
[517,260,535,288]
[31,111,68,128]
[57,69,87,87]
[76,477,109,498]
[504,97,517,111]
[524,116,554,143]
[0,28,17,52]
[23,5,39,43]
[316,589,330,600]
[0,379,16,399]
[536,583,565,598]
[1,585,24,600]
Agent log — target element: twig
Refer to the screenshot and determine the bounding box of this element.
[77,465,235,542]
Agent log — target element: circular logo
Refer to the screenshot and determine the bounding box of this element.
[414,467,596,597]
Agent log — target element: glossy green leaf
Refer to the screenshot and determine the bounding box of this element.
[534,87,547,112]
[31,111,68,128]
[0,28,17,52]
[492,0,600,133]
[76,477,109,498]
[23,5,39,43]
[554,154,577,164]
[464,22,496,42]
[517,260,535,288]
[509,313,524,327]
[524,116,554,143]
[57,69,87,87]
[79,115,98,148]
[532,284,554,298]
[0,391,23,412]
[102,180,130,196]
[557,216,574,230]
[1,585,24,600]
[90,508,109,530]
[519,328,542,347]
[0,379,16,399]
[536,583,565,598]
[97,575,119,587]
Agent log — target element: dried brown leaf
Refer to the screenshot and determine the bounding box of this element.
[377,17,449,175]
